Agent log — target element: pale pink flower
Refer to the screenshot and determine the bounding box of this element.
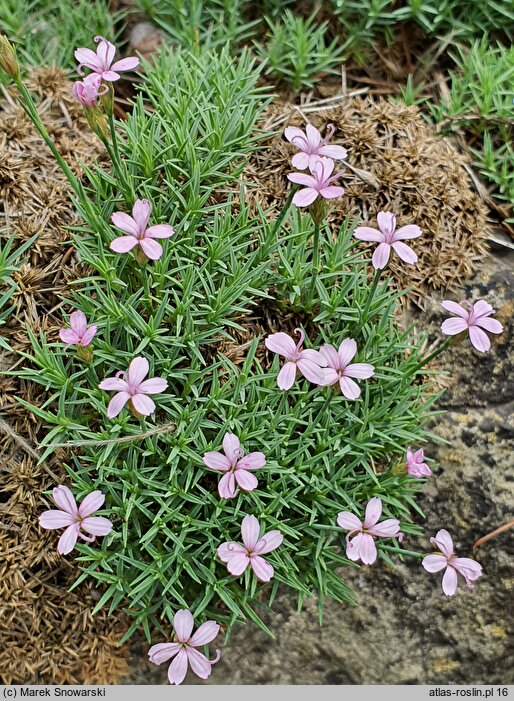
[319,339,374,399]
[110,199,174,261]
[59,310,97,347]
[39,485,112,555]
[217,515,283,583]
[337,497,401,565]
[98,356,168,418]
[284,123,348,170]
[75,35,139,82]
[203,433,265,499]
[72,73,107,107]
[354,212,421,270]
[406,447,431,478]
[265,327,326,390]
[287,156,344,207]
[422,529,483,596]
[440,300,503,353]
[148,609,221,685]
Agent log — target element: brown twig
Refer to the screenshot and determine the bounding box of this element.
[473,518,514,549]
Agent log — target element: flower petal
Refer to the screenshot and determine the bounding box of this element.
[226,552,250,576]
[131,199,151,231]
[218,471,237,499]
[472,300,494,317]
[140,237,163,260]
[452,557,483,582]
[59,328,80,345]
[319,144,348,160]
[339,376,361,400]
[442,565,458,596]
[52,485,78,515]
[98,377,128,392]
[337,511,362,532]
[265,332,297,357]
[296,358,325,385]
[300,348,327,366]
[305,123,322,148]
[203,451,231,472]
[391,241,418,264]
[174,610,195,643]
[474,317,502,334]
[146,224,175,239]
[364,497,382,528]
[359,533,378,565]
[367,518,400,538]
[431,529,454,558]
[277,361,297,390]
[441,300,469,317]
[138,377,168,394]
[344,362,374,379]
[346,532,364,561]
[217,541,246,562]
[234,469,258,492]
[441,317,468,336]
[186,648,213,679]
[337,338,357,367]
[80,325,97,347]
[292,187,318,207]
[319,343,340,369]
[287,172,316,187]
[241,514,260,550]
[131,393,156,416]
[127,356,149,386]
[468,325,491,352]
[39,510,76,529]
[79,490,105,518]
[168,648,189,685]
[376,212,396,236]
[253,530,283,555]
[422,554,448,573]
[81,516,113,536]
[189,621,220,647]
[110,235,138,253]
[371,242,391,270]
[110,56,140,72]
[57,524,80,555]
[69,310,87,336]
[250,555,274,582]
[222,433,241,462]
[74,47,101,70]
[237,451,265,470]
[392,224,422,241]
[148,642,181,665]
[106,391,130,418]
[284,126,306,143]
[291,152,310,169]
[354,226,385,242]
[319,185,344,199]
[111,212,139,236]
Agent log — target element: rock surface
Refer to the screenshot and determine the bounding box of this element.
[128,251,514,685]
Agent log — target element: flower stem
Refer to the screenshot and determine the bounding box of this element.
[414,337,451,372]
[308,220,321,301]
[107,110,133,201]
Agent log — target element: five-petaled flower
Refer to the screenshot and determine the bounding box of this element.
[284,123,348,170]
[59,310,97,347]
[217,515,283,582]
[98,356,168,418]
[354,212,421,270]
[265,328,326,390]
[110,199,175,261]
[148,609,221,685]
[75,35,139,82]
[287,156,345,207]
[319,339,374,399]
[39,485,112,555]
[406,447,431,478]
[337,497,401,565]
[422,529,483,596]
[203,433,265,499]
[72,73,107,108]
[440,300,503,353]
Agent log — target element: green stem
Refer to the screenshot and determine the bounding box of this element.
[308,220,321,301]
[15,79,83,199]
[107,110,133,200]
[414,337,452,372]
[361,268,381,322]
[271,186,297,238]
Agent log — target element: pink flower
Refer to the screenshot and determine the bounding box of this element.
[422,529,483,596]
[110,199,174,261]
[406,447,431,478]
[287,157,344,207]
[319,339,374,399]
[354,212,421,270]
[72,73,107,107]
[217,515,283,583]
[74,35,139,82]
[284,123,348,170]
[265,328,326,390]
[98,356,168,418]
[59,310,97,347]
[38,485,112,555]
[440,300,503,353]
[203,433,265,499]
[337,497,401,565]
[148,609,221,685]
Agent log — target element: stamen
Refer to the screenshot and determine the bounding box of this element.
[294,327,305,350]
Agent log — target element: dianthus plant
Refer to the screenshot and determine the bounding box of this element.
[2,38,488,662]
